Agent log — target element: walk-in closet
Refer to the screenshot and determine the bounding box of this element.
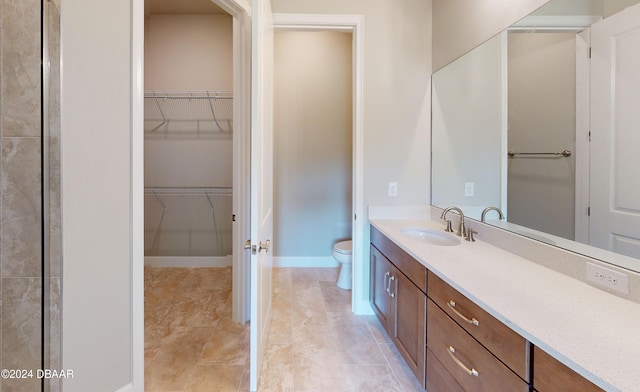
[143,1,248,390]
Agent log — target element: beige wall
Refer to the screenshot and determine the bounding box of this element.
[145,14,233,90]
[144,14,233,188]
[605,0,640,16]
[530,0,602,16]
[272,0,432,207]
[431,33,505,218]
[61,0,133,390]
[273,31,352,258]
[271,0,432,307]
[432,0,550,71]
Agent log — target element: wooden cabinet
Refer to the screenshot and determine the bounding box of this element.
[370,227,426,387]
[428,300,530,392]
[533,346,604,392]
[371,226,604,392]
[394,267,426,382]
[370,245,394,330]
[427,273,531,391]
[427,348,466,392]
[428,273,530,381]
[371,227,427,292]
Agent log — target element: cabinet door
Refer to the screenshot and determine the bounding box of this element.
[392,269,426,387]
[533,346,604,392]
[370,245,394,333]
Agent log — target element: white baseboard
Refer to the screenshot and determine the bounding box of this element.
[114,383,133,392]
[273,256,339,268]
[144,255,232,268]
[354,299,374,315]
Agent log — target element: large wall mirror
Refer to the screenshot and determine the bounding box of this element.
[432,0,640,272]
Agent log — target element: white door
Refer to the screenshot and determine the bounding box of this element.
[249,0,274,390]
[590,3,640,259]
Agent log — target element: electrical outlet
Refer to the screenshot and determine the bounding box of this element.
[464,182,474,197]
[388,182,398,197]
[586,262,629,294]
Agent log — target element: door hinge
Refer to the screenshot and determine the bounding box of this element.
[588,46,592,59]
[587,206,591,217]
[588,131,591,142]
[232,214,236,222]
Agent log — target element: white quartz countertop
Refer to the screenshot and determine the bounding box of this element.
[369,217,640,392]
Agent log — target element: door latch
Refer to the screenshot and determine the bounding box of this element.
[245,240,257,254]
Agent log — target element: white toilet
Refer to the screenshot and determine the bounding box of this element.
[333,240,352,290]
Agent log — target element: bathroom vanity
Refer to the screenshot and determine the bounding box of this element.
[369,210,639,392]
[371,227,427,384]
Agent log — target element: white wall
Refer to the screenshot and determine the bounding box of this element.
[507,32,576,240]
[61,0,132,390]
[431,33,505,218]
[144,14,233,188]
[273,31,352,258]
[432,0,550,71]
[271,0,432,310]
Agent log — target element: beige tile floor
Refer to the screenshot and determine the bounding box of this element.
[145,266,424,391]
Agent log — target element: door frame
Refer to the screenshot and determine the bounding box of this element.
[575,29,590,243]
[272,13,366,313]
[131,0,251,390]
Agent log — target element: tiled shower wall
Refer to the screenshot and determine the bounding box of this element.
[46,1,62,391]
[0,0,61,391]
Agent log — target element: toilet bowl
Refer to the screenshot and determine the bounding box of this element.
[333,240,352,290]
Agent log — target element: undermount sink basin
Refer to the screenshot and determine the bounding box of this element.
[401,227,461,246]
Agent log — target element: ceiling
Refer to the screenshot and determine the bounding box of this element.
[146,0,228,15]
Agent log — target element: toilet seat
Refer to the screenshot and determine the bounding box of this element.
[333,240,352,255]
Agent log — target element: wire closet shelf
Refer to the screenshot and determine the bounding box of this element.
[144,90,233,136]
[144,187,232,257]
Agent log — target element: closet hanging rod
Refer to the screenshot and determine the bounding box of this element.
[144,187,232,195]
[508,149,572,158]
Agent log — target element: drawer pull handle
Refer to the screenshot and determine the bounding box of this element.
[447,300,479,326]
[448,346,479,377]
[384,272,390,293]
[388,275,396,298]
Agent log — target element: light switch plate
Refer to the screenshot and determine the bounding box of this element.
[464,182,474,197]
[388,182,398,197]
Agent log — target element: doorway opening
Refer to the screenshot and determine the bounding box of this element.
[273,14,366,314]
[273,30,353,271]
[141,0,251,389]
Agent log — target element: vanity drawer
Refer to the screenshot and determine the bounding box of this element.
[533,346,604,392]
[427,348,465,392]
[427,300,529,392]
[428,273,529,380]
[371,226,427,293]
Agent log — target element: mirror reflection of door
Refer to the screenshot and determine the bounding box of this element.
[589,3,640,260]
[430,0,640,273]
[507,31,577,240]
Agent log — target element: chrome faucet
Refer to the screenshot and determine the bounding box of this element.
[481,206,505,222]
[440,206,466,237]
